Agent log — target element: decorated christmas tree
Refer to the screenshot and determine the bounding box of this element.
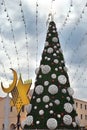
[22,20,80,129]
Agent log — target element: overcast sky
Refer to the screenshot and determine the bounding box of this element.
[0,0,87,101]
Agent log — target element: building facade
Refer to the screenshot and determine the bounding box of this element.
[0,96,87,129]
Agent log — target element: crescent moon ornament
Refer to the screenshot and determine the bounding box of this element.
[1,68,18,93]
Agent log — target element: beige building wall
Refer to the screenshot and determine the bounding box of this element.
[74,98,87,127]
[0,96,87,129]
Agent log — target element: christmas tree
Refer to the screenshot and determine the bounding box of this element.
[22,21,80,129]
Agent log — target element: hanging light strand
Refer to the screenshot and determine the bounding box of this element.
[36,0,39,68]
[1,0,21,74]
[19,0,30,78]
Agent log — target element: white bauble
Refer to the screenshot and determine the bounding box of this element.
[47,57,51,61]
[52,37,58,42]
[53,30,56,33]
[45,41,49,47]
[62,89,66,94]
[39,75,42,78]
[55,68,58,71]
[35,85,44,95]
[39,110,44,115]
[47,118,58,129]
[34,106,37,109]
[53,26,55,29]
[49,102,53,107]
[61,60,64,63]
[57,114,61,118]
[25,104,32,113]
[64,66,68,72]
[66,97,71,101]
[59,66,62,70]
[41,65,51,74]
[33,96,35,99]
[53,53,57,56]
[45,104,49,108]
[45,56,48,60]
[48,84,58,95]
[44,81,49,86]
[48,33,51,36]
[54,99,60,105]
[54,59,59,64]
[36,121,40,124]
[36,98,41,103]
[54,46,57,49]
[51,74,56,79]
[72,122,77,127]
[47,47,53,54]
[35,67,39,75]
[75,116,80,125]
[63,115,72,125]
[43,95,50,103]
[64,103,73,113]
[56,50,59,53]
[26,115,33,126]
[58,75,67,84]
[50,110,54,114]
[67,87,74,96]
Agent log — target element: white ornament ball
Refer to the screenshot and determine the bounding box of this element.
[55,68,58,71]
[45,56,48,60]
[62,89,66,94]
[39,110,44,115]
[66,97,71,101]
[39,75,42,78]
[50,110,54,114]
[75,116,80,125]
[56,50,59,53]
[41,65,51,74]
[54,99,60,105]
[47,58,51,61]
[49,102,53,107]
[34,106,37,109]
[48,33,51,36]
[45,104,49,108]
[47,118,58,129]
[64,103,73,113]
[64,66,68,72]
[53,53,57,56]
[54,59,59,64]
[26,115,33,126]
[47,47,53,54]
[25,104,32,113]
[57,114,61,118]
[59,66,62,70]
[54,46,57,49]
[63,115,72,125]
[35,67,39,75]
[44,81,49,86]
[45,41,49,47]
[72,122,77,127]
[67,87,74,96]
[35,85,44,95]
[36,121,40,124]
[52,37,58,42]
[48,84,58,95]
[36,98,41,103]
[53,30,56,33]
[43,95,50,103]
[58,75,67,85]
[51,74,56,79]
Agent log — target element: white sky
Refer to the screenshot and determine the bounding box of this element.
[0,0,87,101]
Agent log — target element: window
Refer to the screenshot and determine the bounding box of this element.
[80,104,82,109]
[85,105,86,110]
[85,115,87,120]
[76,102,78,108]
[22,106,24,112]
[81,114,83,120]
[10,106,12,112]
